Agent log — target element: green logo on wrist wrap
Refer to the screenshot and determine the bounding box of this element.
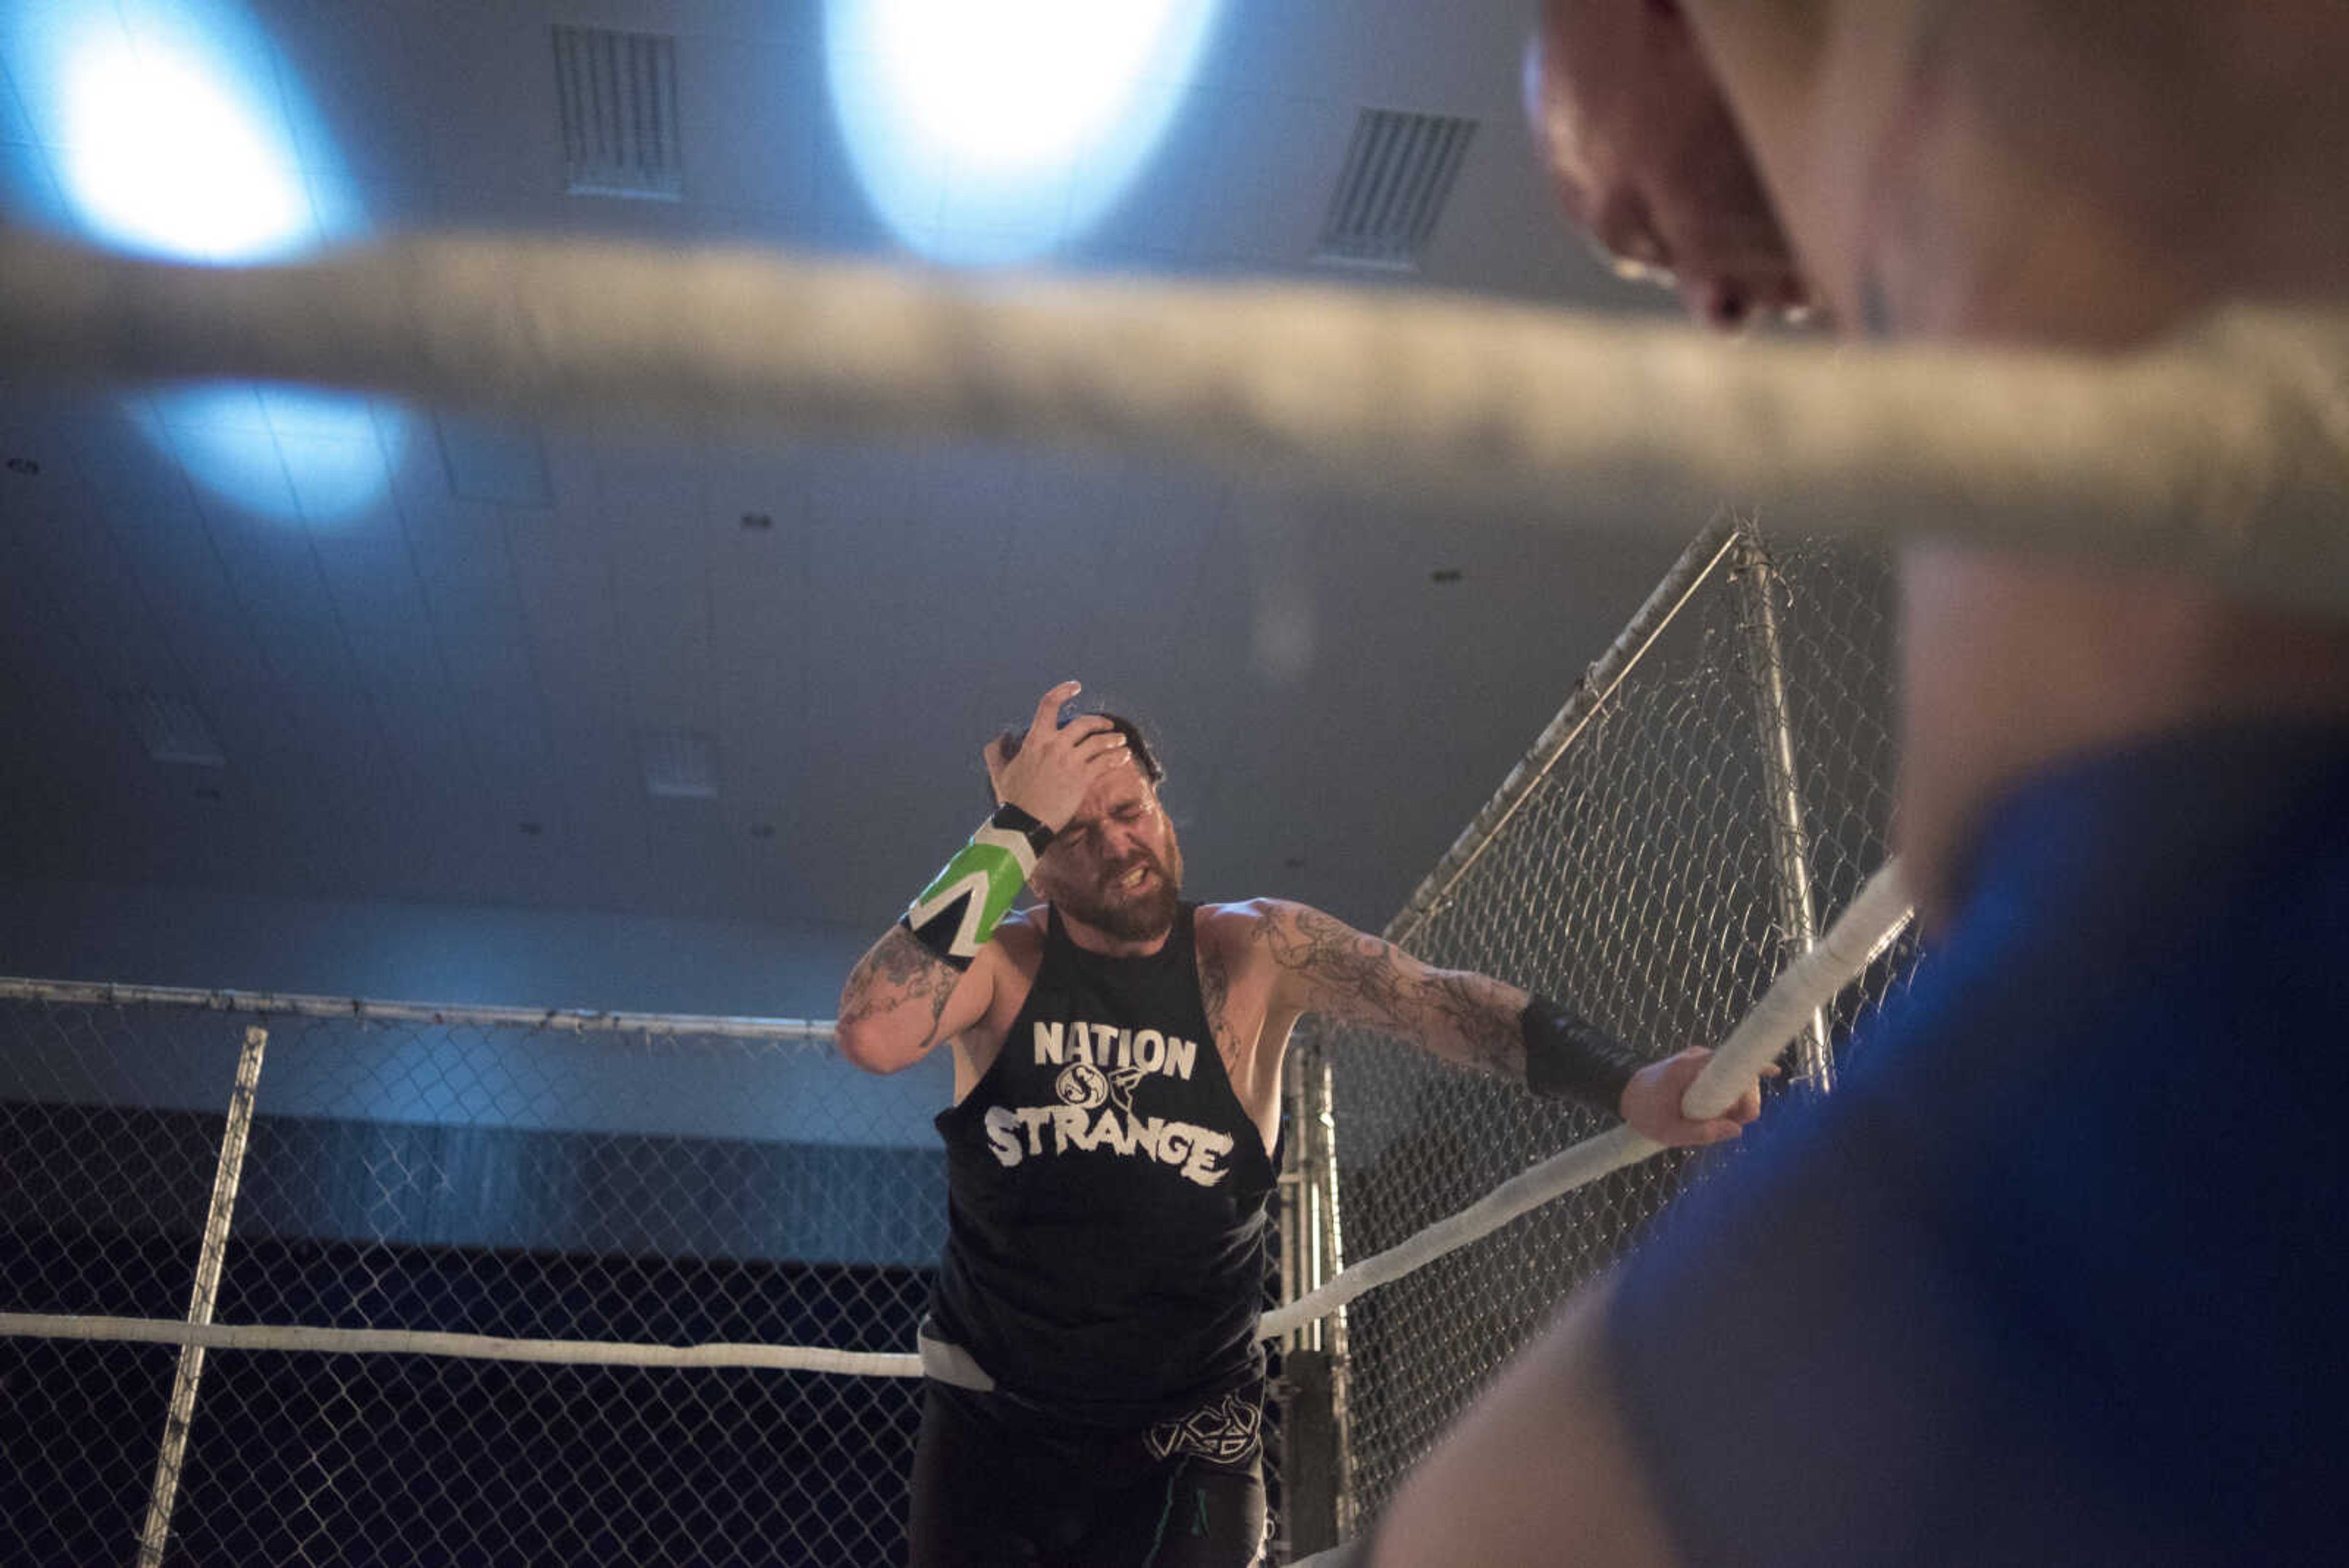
[900,818,1040,968]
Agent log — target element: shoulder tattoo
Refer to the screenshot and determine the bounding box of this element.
[1264,905,1410,1016]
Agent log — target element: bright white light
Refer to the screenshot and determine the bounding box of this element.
[828,0,1221,266]
[867,1,1187,175]
[0,0,404,523]
[59,31,310,262]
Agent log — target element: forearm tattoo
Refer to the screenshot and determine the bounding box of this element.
[1266,905,1524,1079]
[1417,970,1525,1078]
[839,926,962,1049]
[1198,946,1236,1068]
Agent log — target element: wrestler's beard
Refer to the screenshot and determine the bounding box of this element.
[1058,844,1184,943]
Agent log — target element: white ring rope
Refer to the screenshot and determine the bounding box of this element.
[5,231,2349,613]
[0,865,1911,1374]
[0,1312,919,1377]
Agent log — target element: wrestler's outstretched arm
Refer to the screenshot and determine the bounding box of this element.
[1252,901,1760,1148]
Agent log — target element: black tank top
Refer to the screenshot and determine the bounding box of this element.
[929,903,1277,1427]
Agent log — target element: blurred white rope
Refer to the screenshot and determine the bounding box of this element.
[4,232,2349,611]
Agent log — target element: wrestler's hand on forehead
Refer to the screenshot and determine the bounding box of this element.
[981,680,1129,834]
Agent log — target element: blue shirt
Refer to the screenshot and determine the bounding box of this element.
[1609,724,2349,1566]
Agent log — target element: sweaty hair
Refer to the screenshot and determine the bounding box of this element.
[989,707,1165,807]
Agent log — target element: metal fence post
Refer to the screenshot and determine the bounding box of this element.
[1731,524,1834,1091]
[135,1022,268,1568]
[1277,1031,1353,1556]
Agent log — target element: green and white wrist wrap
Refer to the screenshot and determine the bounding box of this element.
[899,803,1055,969]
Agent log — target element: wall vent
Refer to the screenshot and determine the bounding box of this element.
[1315,109,1477,271]
[554,24,683,201]
[117,691,226,768]
[639,729,719,799]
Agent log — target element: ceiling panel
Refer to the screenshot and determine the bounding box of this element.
[669,26,820,221]
[502,481,649,886]
[0,0,1718,963]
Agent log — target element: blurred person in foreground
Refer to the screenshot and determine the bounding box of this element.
[1365,3,2349,1564]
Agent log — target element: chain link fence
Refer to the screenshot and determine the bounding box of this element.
[0,989,946,1567]
[1297,516,1920,1533]
[4,517,1897,1565]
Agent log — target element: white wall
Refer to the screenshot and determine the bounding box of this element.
[0,876,870,1016]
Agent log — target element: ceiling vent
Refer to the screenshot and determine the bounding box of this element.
[436,413,553,508]
[554,24,683,201]
[639,729,719,800]
[117,691,226,768]
[1315,109,1477,272]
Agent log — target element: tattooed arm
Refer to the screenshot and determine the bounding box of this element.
[1257,901,1530,1082]
[1255,900,1763,1146]
[835,927,999,1076]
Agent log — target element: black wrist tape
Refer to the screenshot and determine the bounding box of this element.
[987,801,1055,858]
[1520,995,1643,1115]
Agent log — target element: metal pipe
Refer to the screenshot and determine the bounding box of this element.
[1388,513,1740,949]
[136,1024,268,1568]
[1729,527,1834,1091]
[1277,1031,1357,1550]
[0,976,831,1042]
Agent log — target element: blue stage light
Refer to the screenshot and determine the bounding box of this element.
[0,0,406,524]
[826,0,1222,267]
